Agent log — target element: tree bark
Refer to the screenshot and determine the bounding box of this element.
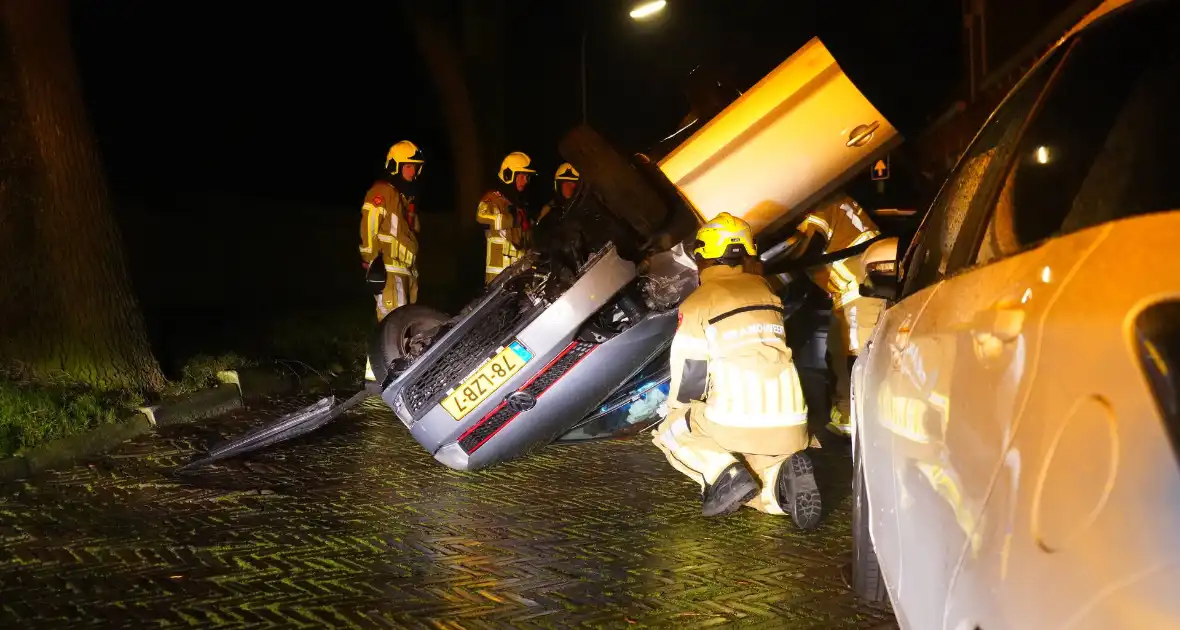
[460,0,505,185]
[403,0,489,293]
[0,0,165,391]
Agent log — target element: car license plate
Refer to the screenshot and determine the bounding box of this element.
[441,341,533,421]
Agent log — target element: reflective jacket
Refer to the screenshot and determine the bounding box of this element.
[780,195,880,307]
[360,180,419,277]
[476,190,528,273]
[669,264,809,456]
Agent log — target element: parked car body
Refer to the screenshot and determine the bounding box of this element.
[850,0,1180,627]
[373,37,899,471]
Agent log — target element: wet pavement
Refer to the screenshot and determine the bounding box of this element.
[0,395,894,628]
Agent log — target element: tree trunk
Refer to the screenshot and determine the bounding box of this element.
[460,0,505,185]
[404,0,488,294]
[0,0,165,391]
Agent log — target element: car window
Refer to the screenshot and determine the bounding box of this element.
[973,0,1180,266]
[899,50,1062,297]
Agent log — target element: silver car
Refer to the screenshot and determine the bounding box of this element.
[373,33,903,472]
[373,32,902,472]
[849,0,1180,627]
[370,132,702,471]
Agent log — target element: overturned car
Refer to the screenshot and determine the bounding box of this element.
[186,37,900,473]
[369,38,900,472]
[370,130,701,471]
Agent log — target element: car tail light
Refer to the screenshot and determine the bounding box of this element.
[457,341,597,454]
[1133,301,1180,457]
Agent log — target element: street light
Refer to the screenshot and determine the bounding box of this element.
[582,2,668,124]
[629,1,667,20]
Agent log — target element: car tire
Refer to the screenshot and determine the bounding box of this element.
[368,305,448,385]
[852,443,889,602]
[558,124,670,241]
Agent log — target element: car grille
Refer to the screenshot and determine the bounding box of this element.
[458,341,597,453]
[402,290,538,418]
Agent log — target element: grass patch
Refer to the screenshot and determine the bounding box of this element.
[0,378,141,459]
[0,306,374,458]
[0,352,255,458]
[162,352,255,397]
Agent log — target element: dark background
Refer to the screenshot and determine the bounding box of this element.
[67,0,961,374]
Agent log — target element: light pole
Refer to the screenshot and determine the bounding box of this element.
[581,1,667,125]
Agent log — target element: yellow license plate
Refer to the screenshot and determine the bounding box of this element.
[441,341,534,420]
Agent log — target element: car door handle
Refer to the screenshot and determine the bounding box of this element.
[846,121,881,148]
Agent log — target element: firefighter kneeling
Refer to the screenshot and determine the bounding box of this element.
[652,212,821,529]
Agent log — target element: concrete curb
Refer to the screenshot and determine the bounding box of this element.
[0,367,311,482]
[22,413,154,478]
[138,384,243,428]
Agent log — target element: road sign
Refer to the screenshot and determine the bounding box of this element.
[871,156,890,181]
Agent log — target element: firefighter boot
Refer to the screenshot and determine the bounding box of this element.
[702,463,759,517]
[776,451,822,530]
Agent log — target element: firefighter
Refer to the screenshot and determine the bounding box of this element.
[477,151,535,284]
[537,162,579,225]
[360,140,425,382]
[766,194,884,437]
[652,212,821,530]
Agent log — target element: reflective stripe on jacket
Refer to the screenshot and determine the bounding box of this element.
[786,194,881,307]
[477,190,526,274]
[669,264,809,456]
[360,180,419,276]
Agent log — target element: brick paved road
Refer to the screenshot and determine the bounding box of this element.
[0,395,894,629]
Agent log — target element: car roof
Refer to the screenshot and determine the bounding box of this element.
[1062,0,1136,41]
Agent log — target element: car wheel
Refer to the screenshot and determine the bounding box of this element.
[558,124,669,241]
[852,443,889,602]
[368,305,448,385]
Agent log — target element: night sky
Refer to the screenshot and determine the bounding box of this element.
[69,0,961,212]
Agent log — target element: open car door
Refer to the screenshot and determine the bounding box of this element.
[658,37,900,241]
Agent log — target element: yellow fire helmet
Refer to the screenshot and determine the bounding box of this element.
[554,162,580,193]
[499,151,537,185]
[386,140,425,175]
[554,162,580,181]
[862,236,898,278]
[693,212,758,261]
[862,236,897,267]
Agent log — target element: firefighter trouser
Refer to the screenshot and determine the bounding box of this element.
[828,296,884,423]
[376,271,418,321]
[484,235,522,285]
[366,271,418,382]
[652,407,795,515]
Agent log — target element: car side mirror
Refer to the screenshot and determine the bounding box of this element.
[860,259,899,301]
